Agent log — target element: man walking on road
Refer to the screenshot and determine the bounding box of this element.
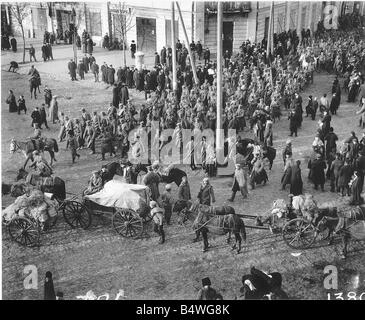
[91,61,99,82]
[29,44,37,62]
[68,59,77,81]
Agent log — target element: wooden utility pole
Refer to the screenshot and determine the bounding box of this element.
[171,2,177,91]
[216,1,223,150]
[266,1,274,86]
[175,1,199,85]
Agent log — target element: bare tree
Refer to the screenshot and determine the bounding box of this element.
[112,2,135,67]
[8,2,30,63]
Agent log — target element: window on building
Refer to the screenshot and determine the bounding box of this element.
[89,10,101,37]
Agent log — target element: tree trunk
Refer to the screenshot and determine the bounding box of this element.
[21,25,25,63]
[73,32,77,66]
[123,32,126,67]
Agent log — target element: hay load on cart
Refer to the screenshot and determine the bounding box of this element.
[83,179,151,238]
[2,189,58,247]
[2,189,57,225]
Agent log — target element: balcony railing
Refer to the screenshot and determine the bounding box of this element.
[205,2,252,14]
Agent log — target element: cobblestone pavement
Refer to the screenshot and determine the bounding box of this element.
[1,57,365,299]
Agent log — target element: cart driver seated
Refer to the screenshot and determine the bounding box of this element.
[83,170,103,196]
[256,194,296,232]
[100,165,113,185]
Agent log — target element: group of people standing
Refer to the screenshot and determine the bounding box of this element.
[1,34,17,52]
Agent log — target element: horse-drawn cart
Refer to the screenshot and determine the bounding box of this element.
[2,191,91,247]
[2,180,152,247]
[238,212,327,250]
[173,197,332,253]
[82,180,151,238]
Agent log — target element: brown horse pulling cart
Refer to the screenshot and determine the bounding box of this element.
[174,199,333,253]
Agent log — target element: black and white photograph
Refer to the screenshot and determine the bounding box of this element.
[1,0,365,304]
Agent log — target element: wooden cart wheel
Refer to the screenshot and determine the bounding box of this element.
[8,217,40,247]
[137,171,147,185]
[282,218,317,249]
[112,209,144,238]
[62,200,92,230]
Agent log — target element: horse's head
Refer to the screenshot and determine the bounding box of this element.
[10,139,17,154]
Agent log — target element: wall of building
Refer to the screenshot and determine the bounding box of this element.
[123,4,193,53]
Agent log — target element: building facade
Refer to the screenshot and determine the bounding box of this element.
[2,1,364,54]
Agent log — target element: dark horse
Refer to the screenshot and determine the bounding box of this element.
[315,205,365,258]
[15,168,66,200]
[158,167,187,186]
[10,138,58,167]
[105,161,187,186]
[174,200,246,253]
[29,77,41,99]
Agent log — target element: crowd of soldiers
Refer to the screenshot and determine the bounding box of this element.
[14,23,365,248]
[56,27,364,176]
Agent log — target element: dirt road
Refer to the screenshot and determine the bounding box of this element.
[1,61,364,299]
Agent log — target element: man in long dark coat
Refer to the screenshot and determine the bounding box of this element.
[107,65,115,85]
[133,68,140,90]
[68,59,77,81]
[329,93,340,115]
[88,53,96,69]
[77,60,85,80]
[309,153,326,191]
[142,165,161,201]
[154,52,160,66]
[112,84,119,107]
[101,62,108,83]
[10,37,17,52]
[157,70,165,90]
[288,110,299,137]
[117,67,124,83]
[126,67,133,88]
[321,111,332,138]
[87,38,93,54]
[324,127,338,160]
[82,54,89,73]
[119,83,129,106]
[41,43,47,61]
[160,47,167,65]
[290,160,303,196]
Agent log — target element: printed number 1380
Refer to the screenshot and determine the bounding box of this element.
[327,292,365,300]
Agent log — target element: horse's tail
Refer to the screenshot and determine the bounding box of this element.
[53,139,59,152]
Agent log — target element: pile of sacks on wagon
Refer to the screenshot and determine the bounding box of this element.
[2,189,57,224]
